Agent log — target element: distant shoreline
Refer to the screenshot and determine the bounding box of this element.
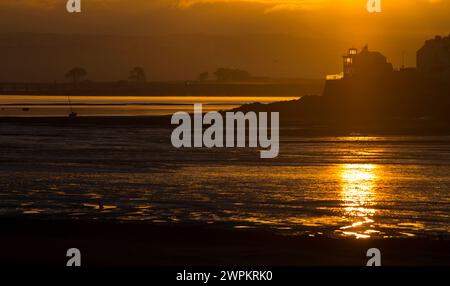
[0,81,324,97]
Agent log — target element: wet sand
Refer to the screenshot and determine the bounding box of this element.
[0,218,448,267]
[2,115,450,137]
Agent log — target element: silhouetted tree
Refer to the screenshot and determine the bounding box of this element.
[129,67,147,83]
[197,72,209,81]
[213,68,251,82]
[65,67,87,83]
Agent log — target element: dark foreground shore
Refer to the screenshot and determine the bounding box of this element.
[0,219,448,267]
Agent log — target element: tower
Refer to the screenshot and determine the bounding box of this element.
[343,48,358,78]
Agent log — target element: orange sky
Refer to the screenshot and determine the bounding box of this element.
[2,1,448,36]
[0,0,449,80]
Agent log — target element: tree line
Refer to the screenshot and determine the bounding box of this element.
[197,68,252,82]
[65,67,252,83]
[65,67,147,83]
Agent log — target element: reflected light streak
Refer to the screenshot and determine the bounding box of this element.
[339,164,378,239]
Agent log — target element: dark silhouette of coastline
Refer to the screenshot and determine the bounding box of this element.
[237,36,450,133]
[236,73,450,131]
[2,35,450,134]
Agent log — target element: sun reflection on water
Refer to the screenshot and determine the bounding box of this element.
[338,164,379,239]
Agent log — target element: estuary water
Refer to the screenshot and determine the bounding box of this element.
[0,95,298,116]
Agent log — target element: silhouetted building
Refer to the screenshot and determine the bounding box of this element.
[417,34,450,80]
[342,45,393,78]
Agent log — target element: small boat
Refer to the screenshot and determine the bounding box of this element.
[67,94,77,118]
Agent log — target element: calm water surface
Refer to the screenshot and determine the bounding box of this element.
[0,95,298,116]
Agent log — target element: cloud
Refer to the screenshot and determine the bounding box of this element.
[264,3,320,13]
[3,0,445,13]
[177,0,323,12]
